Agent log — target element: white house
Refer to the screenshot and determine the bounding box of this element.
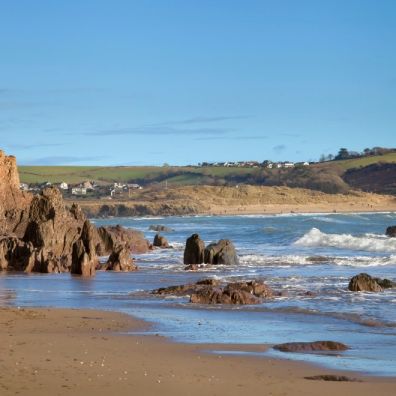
[59,182,68,190]
[20,183,29,191]
[71,187,87,195]
[283,162,295,168]
[127,183,142,190]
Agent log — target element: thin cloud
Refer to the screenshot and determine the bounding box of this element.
[195,135,268,141]
[280,133,300,138]
[20,155,103,165]
[4,142,64,150]
[273,144,286,153]
[87,126,232,137]
[85,115,248,137]
[168,115,249,125]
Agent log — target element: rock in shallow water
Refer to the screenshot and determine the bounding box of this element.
[204,239,239,265]
[304,375,361,382]
[149,225,173,232]
[152,279,273,305]
[183,234,205,264]
[348,273,383,292]
[273,341,349,353]
[104,244,137,272]
[385,226,396,237]
[153,234,169,248]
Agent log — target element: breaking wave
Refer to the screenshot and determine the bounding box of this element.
[239,253,396,267]
[295,228,396,253]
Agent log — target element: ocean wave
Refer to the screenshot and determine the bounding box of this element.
[295,228,396,253]
[239,253,396,267]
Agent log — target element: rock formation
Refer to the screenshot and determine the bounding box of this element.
[0,150,146,276]
[273,341,348,353]
[386,226,396,237]
[348,273,383,292]
[104,244,137,271]
[0,150,32,236]
[183,234,239,266]
[149,225,173,232]
[153,234,169,248]
[204,239,239,265]
[153,279,273,305]
[183,234,205,264]
[96,225,150,255]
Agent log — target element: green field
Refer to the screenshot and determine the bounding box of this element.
[18,153,396,186]
[18,165,256,185]
[328,152,396,170]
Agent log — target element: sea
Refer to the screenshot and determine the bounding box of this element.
[1,212,396,376]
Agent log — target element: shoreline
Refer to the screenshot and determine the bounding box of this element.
[1,306,395,395]
[87,207,396,220]
[68,185,396,218]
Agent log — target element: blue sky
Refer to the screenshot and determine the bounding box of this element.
[0,0,395,165]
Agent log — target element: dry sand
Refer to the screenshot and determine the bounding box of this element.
[0,307,394,396]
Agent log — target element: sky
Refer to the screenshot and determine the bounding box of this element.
[0,0,395,166]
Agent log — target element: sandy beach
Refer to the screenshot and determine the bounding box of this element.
[0,307,394,396]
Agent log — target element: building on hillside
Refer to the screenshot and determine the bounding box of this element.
[127,183,142,190]
[71,187,87,195]
[20,183,29,191]
[59,182,68,190]
[82,181,94,190]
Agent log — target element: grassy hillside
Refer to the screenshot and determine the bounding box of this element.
[17,152,396,195]
[327,152,396,170]
[18,165,255,185]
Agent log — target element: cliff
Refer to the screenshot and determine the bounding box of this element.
[0,150,149,275]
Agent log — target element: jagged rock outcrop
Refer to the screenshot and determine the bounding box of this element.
[348,273,383,292]
[386,226,396,237]
[183,234,205,264]
[104,244,137,272]
[0,236,35,271]
[153,234,169,248]
[96,225,150,255]
[204,239,239,265]
[273,341,348,353]
[0,151,102,275]
[0,150,31,236]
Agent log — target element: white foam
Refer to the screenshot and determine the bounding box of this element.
[295,228,396,253]
[240,253,396,267]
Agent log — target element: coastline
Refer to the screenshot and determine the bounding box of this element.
[1,306,395,395]
[71,186,396,218]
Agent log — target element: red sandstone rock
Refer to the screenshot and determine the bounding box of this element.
[97,225,150,255]
[105,244,137,271]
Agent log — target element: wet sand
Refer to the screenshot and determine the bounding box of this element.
[0,307,394,395]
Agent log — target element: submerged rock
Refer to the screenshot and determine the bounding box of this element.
[373,277,396,289]
[273,341,349,353]
[348,273,383,292]
[386,226,396,237]
[183,234,205,264]
[149,225,173,232]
